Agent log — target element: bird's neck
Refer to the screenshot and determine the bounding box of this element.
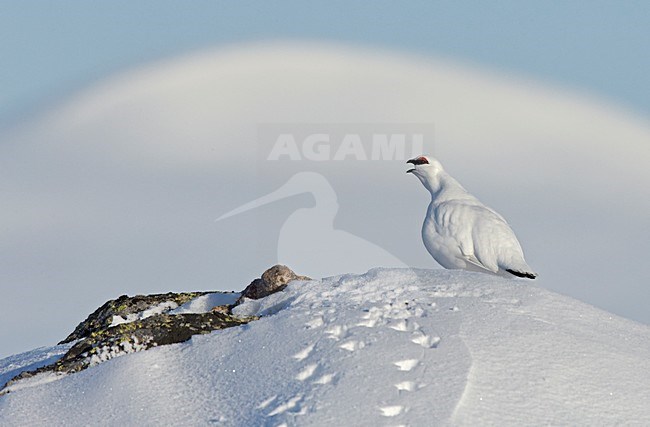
[424,171,471,203]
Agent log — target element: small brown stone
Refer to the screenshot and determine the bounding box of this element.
[237,265,310,303]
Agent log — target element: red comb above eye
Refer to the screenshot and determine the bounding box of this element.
[407,156,429,166]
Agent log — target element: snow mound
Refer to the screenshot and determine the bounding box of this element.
[1,269,649,426]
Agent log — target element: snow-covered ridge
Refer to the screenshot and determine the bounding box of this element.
[1,268,649,426]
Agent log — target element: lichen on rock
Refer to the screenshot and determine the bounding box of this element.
[60,292,209,344]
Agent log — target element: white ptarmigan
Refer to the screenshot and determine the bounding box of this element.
[407,155,537,279]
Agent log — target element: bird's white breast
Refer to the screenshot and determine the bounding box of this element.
[421,203,469,270]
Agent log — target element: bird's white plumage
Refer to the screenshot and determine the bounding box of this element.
[408,156,537,278]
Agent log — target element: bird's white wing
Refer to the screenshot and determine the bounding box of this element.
[462,251,494,272]
[433,201,515,273]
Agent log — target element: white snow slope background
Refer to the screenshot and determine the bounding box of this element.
[1,268,649,426]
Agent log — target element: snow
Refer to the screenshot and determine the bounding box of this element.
[0,343,74,391]
[169,292,240,315]
[1,372,65,395]
[1,268,649,426]
[88,335,152,368]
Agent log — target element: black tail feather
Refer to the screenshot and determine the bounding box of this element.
[506,269,537,279]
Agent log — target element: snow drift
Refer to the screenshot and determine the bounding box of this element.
[1,268,648,426]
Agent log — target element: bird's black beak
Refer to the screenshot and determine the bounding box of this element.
[406,159,416,173]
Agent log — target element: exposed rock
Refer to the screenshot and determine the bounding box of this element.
[60,292,210,344]
[237,265,310,303]
[1,265,307,394]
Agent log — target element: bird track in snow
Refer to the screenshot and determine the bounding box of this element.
[296,364,319,381]
[411,331,441,349]
[394,359,419,371]
[324,324,348,340]
[313,373,334,385]
[293,344,315,361]
[356,318,380,328]
[267,394,304,416]
[256,395,277,409]
[394,381,417,392]
[388,320,409,332]
[339,340,364,352]
[304,316,324,329]
[379,405,405,417]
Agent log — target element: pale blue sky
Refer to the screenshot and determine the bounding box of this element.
[1,1,649,127]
